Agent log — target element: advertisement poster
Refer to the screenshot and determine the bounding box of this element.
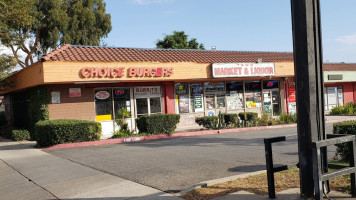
[288,87,296,103]
[51,91,60,104]
[69,88,81,97]
[179,95,189,113]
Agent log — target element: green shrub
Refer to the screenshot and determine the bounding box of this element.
[136,114,180,135]
[279,113,297,124]
[111,130,133,138]
[333,120,356,161]
[116,109,131,126]
[259,115,279,126]
[195,116,219,129]
[238,112,258,121]
[0,111,7,126]
[28,86,50,139]
[34,119,102,147]
[223,113,238,125]
[11,129,30,141]
[330,103,356,115]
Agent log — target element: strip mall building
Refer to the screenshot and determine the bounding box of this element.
[1,45,356,138]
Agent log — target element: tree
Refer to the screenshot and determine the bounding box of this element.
[0,0,112,68]
[156,31,205,50]
[0,53,16,87]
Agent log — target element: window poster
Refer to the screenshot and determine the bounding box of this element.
[179,95,189,113]
[51,91,60,104]
[69,88,81,97]
[194,95,203,110]
[227,92,243,110]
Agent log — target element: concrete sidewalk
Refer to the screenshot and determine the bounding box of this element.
[0,138,180,200]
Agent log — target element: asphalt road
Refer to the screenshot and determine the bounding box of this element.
[46,124,336,193]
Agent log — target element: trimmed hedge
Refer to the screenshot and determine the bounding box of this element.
[136,114,180,135]
[279,113,297,124]
[223,113,238,125]
[333,120,356,161]
[11,129,30,141]
[195,116,219,129]
[34,119,102,147]
[238,112,258,121]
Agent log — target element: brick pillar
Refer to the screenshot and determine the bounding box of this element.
[163,82,175,114]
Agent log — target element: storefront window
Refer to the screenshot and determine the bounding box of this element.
[175,83,189,113]
[324,86,343,110]
[134,86,162,117]
[136,98,148,116]
[95,89,112,121]
[206,94,215,109]
[150,97,162,114]
[204,82,225,92]
[263,80,279,89]
[226,81,244,110]
[245,81,262,108]
[217,94,226,108]
[113,88,130,116]
[190,83,204,112]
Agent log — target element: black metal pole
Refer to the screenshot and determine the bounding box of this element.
[290,0,326,198]
[264,139,276,199]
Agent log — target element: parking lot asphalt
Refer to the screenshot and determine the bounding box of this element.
[46,124,336,193]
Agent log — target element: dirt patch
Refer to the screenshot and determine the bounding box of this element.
[181,168,351,200]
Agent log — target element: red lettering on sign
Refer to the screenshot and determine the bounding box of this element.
[81,67,90,78]
[156,68,162,77]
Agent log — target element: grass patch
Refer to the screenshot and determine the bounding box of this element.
[181,167,352,200]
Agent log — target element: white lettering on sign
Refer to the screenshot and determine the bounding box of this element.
[95,91,110,100]
[123,137,141,143]
[212,63,275,78]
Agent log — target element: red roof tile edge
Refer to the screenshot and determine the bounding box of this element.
[39,44,356,71]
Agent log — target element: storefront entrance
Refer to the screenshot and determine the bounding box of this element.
[204,82,226,116]
[94,86,163,137]
[263,80,280,116]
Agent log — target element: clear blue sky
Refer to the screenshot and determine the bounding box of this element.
[103,0,356,63]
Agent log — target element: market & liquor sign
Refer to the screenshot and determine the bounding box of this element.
[212,63,275,78]
[80,67,174,78]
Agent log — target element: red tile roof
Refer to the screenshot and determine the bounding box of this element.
[41,44,294,63]
[41,45,356,72]
[323,63,356,71]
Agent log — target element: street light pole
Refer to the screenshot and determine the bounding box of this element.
[290,0,326,198]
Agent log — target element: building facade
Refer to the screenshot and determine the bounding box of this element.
[1,45,355,138]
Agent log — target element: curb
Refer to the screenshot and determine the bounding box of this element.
[175,170,267,196]
[43,124,297,150]
[43,117,353,151]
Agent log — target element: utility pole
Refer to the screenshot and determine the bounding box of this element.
[290,0,326,198]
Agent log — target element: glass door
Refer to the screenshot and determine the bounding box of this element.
[95,89,113,121]
[263,91,272,117]
[204,82,226,116]
[263,90,280,117]
[136,98,149,117]
[271,90,280,116]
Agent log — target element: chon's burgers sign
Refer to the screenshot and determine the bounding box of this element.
[80,67,174,78]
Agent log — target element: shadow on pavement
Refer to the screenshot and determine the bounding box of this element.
[228,165,266,172]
